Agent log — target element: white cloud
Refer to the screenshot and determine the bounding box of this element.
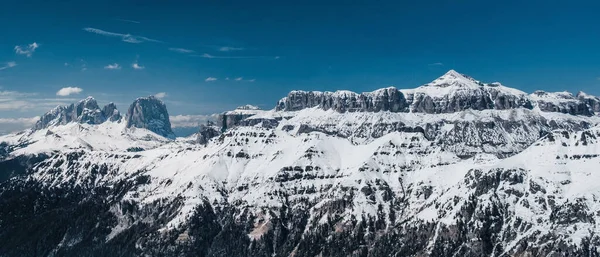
[0,100,32,111]
[169,47,195,53]
[428,62,444,66]
[0,117,39,135]
[170,114,219,128]
[0,91,37,111]
[0,61,16,71]
[80,60,87,71]
[115,18,141,24]
[14,42,39,57]
[56,87,83,96]
[197,53,274,59]
[205,77,217,82]
[83,27,161,44]
[233,77,255,82]
[154,92,167,99]
[219,46,244,52]
[132,63,145,70]
[0,90,77,113]
[104,63,121,70]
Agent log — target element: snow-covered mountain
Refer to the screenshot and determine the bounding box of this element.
[1,70,600,257]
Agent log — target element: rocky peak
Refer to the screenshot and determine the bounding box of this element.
[74,97,104,124]
[426,69,482,88]
[33,96,117,130]
[125,96,175,138]
[102,103,122,122]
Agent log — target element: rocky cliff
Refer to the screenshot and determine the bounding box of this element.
[275,70,595,116]
[33,97,122,130]
[125,96,175,138]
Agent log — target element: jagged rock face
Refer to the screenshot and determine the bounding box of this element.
[276,87,409,113]
[101,103,121,122]
[531,90,593,116]
[578,92,600,113]
[275,70,598,116]
[487,83,534,110]
[34,97,113,130]
[218,105,264,131]
[196,122,220,144]
[74,97,104,124]
[125,96,174,138]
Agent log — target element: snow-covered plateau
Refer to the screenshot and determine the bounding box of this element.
[1,70,600,257]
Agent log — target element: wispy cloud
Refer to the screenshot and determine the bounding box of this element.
[104,63,121,70]
[154,92,167,99]
[196,53,278,59]
[83,27,161,44]
[79,59,87,71]
[0,91,38,111]
[132,63,144,70]
[115,18,141,24]
[219,46,244,52]
[0,117,40,135]
[56,87,83,96]
[428,62,444,66]
[0,61,17,71]
[169,47,195,53]
[205,77,217,82]
[234,77,255,82]
[170,114,219,128]
[0,90,78,113]
[14,42,39,57]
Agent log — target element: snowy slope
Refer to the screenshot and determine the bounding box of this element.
[2,70,600,256]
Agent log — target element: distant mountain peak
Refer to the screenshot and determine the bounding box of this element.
[426,69,481,88]
[125,96,174,139]
[236,105,261,110]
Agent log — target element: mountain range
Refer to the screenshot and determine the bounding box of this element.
[1,70,600,257]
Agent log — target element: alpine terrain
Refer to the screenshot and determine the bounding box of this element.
[2,70,600,257]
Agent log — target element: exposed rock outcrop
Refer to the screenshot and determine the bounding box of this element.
[101,103,121,122]
[218,105,264,131]
[275,70,596,116]
[196,121,220,144]
[125,96,175,138]
[33,97,120,130]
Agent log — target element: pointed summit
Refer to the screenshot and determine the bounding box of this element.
[427,70,481,88]
[33,96,115,130]
[443,69,462,78]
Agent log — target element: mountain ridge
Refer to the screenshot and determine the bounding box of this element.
[2,70,600,256]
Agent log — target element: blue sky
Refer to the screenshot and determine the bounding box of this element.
[1,0,600,130]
